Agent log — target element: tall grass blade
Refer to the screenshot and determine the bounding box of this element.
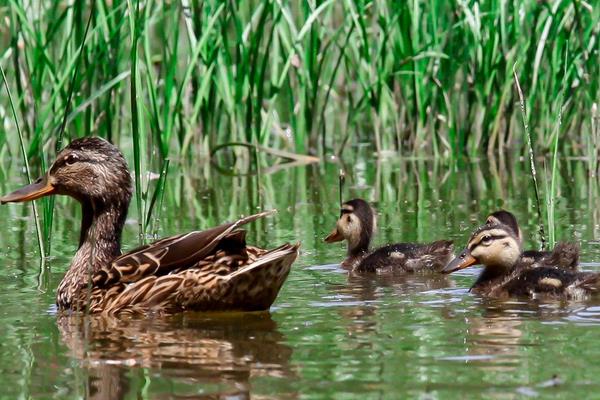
[127,0,145,242]
[0,63,46,265]
[547,42,570,247]
[513,63,546,250]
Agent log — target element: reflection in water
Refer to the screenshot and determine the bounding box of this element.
[327,270,453,337]
[57,312,295,399]
[441,296,600,375]
[461,313,524,373]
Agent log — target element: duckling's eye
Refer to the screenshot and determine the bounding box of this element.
[65,154,79,165]
[346,215,352,223]
[481,235,492,245]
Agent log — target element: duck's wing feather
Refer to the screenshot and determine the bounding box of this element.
[93,210,276,287]
[545,242,580,270]
[520,242,580,271]
[93,242,299,314]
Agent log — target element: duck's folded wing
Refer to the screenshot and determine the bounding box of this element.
[93,210,276,286]
[547,242,580,270]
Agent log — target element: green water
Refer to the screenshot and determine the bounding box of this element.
[2,155,600,399]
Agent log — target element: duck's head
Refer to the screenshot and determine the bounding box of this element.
[485,210,523,245]
[442,222,522,274]
[324,198,377,254]
[0,137,132,207]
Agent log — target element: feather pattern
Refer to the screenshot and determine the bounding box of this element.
[70,213,299,315]
[475,263,600,300]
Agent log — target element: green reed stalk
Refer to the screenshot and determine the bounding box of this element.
[513,64,546,250]
[127,0,145,242]
[592,103,599,176]
[146,159,170,236]
[0,64,45,261]
[547,42,570,247]
[339,169,345,206]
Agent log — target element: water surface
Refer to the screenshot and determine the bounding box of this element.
[1,155,600,399]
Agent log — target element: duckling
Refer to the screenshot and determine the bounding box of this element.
[324,198,453,273]
[485,210,579,270]
[442,220,598,299]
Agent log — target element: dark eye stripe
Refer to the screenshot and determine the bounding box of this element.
[469,234,507,250]
[486,234,507,241]
[340,209,353,215]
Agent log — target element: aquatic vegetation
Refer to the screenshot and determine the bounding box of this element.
[0,1,596,160]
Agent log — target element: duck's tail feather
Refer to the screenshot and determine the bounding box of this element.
[575,273,600,293]
[425,240,454,271]
[551,242,580,270]
[428,240,454,255]
[233,210,278,228]
[223,242,300,310]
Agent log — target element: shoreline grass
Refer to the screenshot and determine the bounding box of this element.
[0,1,595,161]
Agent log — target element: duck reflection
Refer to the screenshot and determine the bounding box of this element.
[344,271,453,302]
[328,271,453,336]
[461,316,523,372]
[454,298,592,373]
[57,311,295,399]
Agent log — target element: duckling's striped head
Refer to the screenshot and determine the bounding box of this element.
[324,198,377,255]
[485,210,523,244]
[442,222,521,274]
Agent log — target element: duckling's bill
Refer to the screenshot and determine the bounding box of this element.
[442,249,477,274]
[0,175,55,204]
[324,228,344,243]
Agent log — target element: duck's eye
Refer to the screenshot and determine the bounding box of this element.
[481,235,492,245]
[65,154,78,165]
[346,215,352,223]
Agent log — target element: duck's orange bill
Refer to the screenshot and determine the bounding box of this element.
[324,228,344,243]
[0,177,55,204]
[442,249,477,274]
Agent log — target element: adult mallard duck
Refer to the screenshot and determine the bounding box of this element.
[442,217,596,299]
[0,137,299,315]
[324,198,453,273]
[485,210,579,270]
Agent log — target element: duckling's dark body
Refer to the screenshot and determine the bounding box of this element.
[353,241,454,273]
[324,198,453,273]
[445,213,596,300]
[520,242,579,271]
[472,262,599,299]
[486,210,580,270]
